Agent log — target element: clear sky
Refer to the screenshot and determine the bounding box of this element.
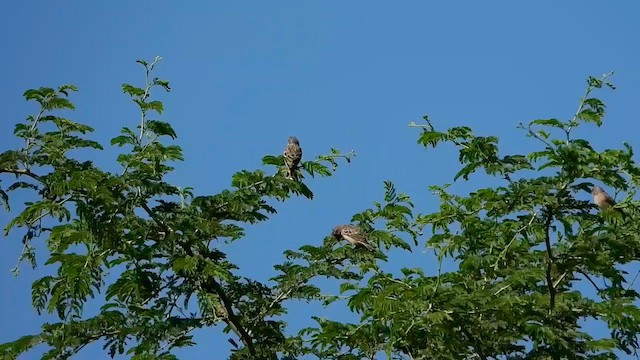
[1,1,640,359]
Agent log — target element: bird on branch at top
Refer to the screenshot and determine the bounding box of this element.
[283,136,302,180]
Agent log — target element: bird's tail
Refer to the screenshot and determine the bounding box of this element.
[286,166,299,181]
[359,241,374,251]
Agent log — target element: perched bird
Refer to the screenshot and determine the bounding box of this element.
[592,186,623,213]
[284,136,302,180]
[332,224,374,251]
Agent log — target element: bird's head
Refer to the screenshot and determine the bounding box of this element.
[592,186,605,195]
[288,136,299,145]
[331,225,343,238]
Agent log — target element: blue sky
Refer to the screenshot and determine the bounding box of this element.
[1,1,640,359]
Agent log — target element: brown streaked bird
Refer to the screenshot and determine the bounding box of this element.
[592,186,622,213]
[332,224,374,251]
[284,136,302,180]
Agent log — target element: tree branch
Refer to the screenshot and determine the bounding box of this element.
[205,279,255,356]
[140,202,172,234]
[566,71,614,142]
[543,207,556,313]
[0,168,42,182]
[525,124,554,149]
[577,270,602,293]
[159,325,197,351]
[493,209,540,270]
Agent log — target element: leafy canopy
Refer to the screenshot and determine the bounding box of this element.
[1,59,639,359]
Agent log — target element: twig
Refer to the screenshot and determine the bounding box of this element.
[493,283,511,296]
[120,134,159,175]
[493,210,540,270]
[542,208,556,313]
[31,196,73,225]
[139,61,154,141]
[525,124,554,149]
[0,168,42,181]
[433,258,442,296]
[159,325,197,351]
[11,195,72,274]
[553,271,568,289]
[141,202,172,233]
[503,173,514,185]
[205,279,256,356]
[565,71,614,143]
[386,276,413,289]
[627,269,640,290]
[409,119,472,149]
[212,179,269,212]
[65,329,123,357]
[577,270,601,293]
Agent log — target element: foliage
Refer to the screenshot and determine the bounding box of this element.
[2,58,640,360]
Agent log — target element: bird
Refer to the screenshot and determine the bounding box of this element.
[332,224,374,251]
[592,186,623,214]
[283,136,302,180]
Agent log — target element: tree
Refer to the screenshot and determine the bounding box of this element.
[1,58,639,359]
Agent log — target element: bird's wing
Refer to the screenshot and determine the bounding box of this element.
[341,226,367,243]
[340,226,374,251]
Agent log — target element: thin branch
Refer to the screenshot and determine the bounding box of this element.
[542,207,556,313]
[159,325,197,351]
[11,195,73,274]
[22,105,48,172]
[141,202,172,233]
[65,329,123,358]
[205,279,255,356]
[553,271,568,289]
[627,269,640,290]
[577,270,602,293]
[139,69,151,141]
[29,107,46,132]
[566,71,614,142]
[211,178,270,213]
[31,196,73,225]
[431,250,444,296]
[316,150,356,162]
[386,276,413,289]
[493,283,511,296]
[525,124,554,149]
[0,168,42,182]
[503,173,514,185]
[493,209,540,270]
[251,287,295,323]
[120,134,159,175]
[407,122,431,129]
[461,328,487,360]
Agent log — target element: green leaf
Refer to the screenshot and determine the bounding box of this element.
[122,83,145,97]
[57,84,78,96]
[111,135,135,147]
[146,120,176,138]
[153,78,171,92]
[144,101,164,114]
[531,118,566,129]
[262,155,283,166]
